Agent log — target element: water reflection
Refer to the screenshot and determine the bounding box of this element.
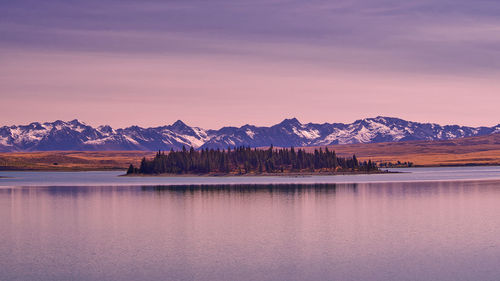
[1,180,499,200]
[141,183,357,195]
[1,180,499,198]
[363,179,500,197]
[1,180,500,281]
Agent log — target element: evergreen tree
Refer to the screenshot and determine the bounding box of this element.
[127,164,135,174]
[131,146,378,175]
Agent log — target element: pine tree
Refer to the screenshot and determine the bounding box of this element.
[127,164,135,174]
[133,146,377,175]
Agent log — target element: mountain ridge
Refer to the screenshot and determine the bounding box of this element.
[1,117,499,152]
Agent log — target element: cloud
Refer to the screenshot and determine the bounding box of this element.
[1,0,500,128]
[2,0,500,76]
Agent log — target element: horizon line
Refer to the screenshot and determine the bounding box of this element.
[2,116,499,130]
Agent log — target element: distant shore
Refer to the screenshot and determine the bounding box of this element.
[2,163,500,173]
[0,132,499,172]
[0,166,125,172]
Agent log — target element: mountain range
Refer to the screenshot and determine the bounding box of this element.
[1,117,499,152]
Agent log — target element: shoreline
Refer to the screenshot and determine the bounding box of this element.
[121,170,397,177]
[0,167,125,172]
[3,163,500,173]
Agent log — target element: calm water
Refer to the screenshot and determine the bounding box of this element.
[1,167,500,280]
[2,166,500,187]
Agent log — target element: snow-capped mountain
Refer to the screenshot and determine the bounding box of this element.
[0,117,498,152]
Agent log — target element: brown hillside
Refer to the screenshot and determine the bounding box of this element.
[303,133,500,166]
[0,134,499,170]
[0,151,154,171]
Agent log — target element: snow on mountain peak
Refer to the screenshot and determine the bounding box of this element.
[0,117,498,151]
[292,127,320,140]
[245,129,256,139]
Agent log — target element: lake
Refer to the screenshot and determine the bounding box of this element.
[1,166,500,280]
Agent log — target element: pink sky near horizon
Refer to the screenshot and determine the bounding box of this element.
[1,49,499,129]
[1,1,500,129]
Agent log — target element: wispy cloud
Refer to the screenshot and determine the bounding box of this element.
[2,0,500,75]
[1,0,499,127]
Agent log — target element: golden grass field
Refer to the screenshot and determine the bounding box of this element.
[311,133,500,166]
[0,151,155,171]
[0,134,499,170]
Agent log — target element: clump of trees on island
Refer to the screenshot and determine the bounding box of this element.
[127,146,378,175]
[378,161,414,168]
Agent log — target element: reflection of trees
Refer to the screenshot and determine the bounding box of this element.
[141,183,358,195]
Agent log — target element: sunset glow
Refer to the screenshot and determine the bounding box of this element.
[1,0,499,128]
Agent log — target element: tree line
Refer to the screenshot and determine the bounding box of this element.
[127,146,378,175]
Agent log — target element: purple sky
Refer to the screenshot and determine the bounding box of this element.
[1,0,499,128]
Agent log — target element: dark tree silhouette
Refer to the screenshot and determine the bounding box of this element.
[127,146,378,175]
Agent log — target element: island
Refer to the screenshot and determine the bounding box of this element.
[126,146,380,176]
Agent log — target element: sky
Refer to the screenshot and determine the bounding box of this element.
[1,0,499,129]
